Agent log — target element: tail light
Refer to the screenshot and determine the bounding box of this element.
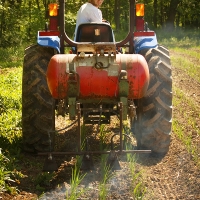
[135,3,145,31]
[49,3,58,16]
[48,3,59,30]
[136,4,144,17]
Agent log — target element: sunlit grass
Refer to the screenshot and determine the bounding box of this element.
[0,67,23,194]
[170,50,200,82]
[173,119,199,166]
[99,160,112,200]
[0,68,22,142]
[127,154,146,199]
[67,162,86,200]
[157,29,200,49]
[173,86,200,166]
[157,29,200,83]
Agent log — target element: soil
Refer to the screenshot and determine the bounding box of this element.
[0,51,200,200]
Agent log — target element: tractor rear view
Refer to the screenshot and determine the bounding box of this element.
[22,0,172,169]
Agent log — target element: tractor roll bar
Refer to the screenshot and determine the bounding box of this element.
[59,0,136,54]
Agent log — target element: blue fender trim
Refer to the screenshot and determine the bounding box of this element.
[37,32,60,53]
[134,34,158,53]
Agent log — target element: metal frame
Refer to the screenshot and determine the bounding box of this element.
[59,0,136,54]
[38,102,151,158]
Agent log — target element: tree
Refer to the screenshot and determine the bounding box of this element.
[0,0,200,47]
[165,0,181,30]
[153,0,158,28]
[114,0,120,31]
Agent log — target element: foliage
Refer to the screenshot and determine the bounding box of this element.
[34,172,56,192]
[0,0,200,46]
[0,149,15,193]
[0,46,25,69]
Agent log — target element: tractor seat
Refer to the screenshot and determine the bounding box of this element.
[75,22,114,43]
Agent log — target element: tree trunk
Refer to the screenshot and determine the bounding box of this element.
[153,0,158,28]
[160,0,164,27]
[165,0,181,30]
[114,0,120,31]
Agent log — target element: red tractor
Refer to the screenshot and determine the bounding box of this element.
[22,0,172,165]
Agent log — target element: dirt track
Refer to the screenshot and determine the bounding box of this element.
[1,54,200,199]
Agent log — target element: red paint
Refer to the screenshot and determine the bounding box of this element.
[47,54,76,99]
[39,31,60,36]
[76,66,119,98]
[136,17,145,31]
[134,31,155,37]
[47,54,149,100]
[116,54,149,99]
[49,17,58,31]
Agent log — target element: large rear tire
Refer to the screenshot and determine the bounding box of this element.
[135,46,172,154]
[22,45,55,152]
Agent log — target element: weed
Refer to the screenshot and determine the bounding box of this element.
[133,182,146,200]
[99,155,112,200]
[33,172,56,193]
[66,158,86,200]
[99,165,111,200]
[0,149,16,193]
[127,154,146,199]
[173,119,200,166]
[99,124,108,151]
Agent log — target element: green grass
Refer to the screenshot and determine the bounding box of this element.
[0,67,22,194]
[157,29,200,81]
[156,29,200,48]
[0,68,22,143]
[173,86,200,166]
[98,155,113,200]
[66,162,86,199]
[170,49,200,82]
[126,154,146,199]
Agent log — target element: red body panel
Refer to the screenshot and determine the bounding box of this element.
[47,54,75,99]
[116,54,149,99]
[46,54,149,100]
[76,67,119,98]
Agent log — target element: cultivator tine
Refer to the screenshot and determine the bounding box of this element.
[106,150,121,170]
[80,154,94,170]
[43,153,58,172]
[80,135,94,170]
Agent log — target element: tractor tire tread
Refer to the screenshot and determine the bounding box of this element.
[136,45,172,154]
[22,45,55,153]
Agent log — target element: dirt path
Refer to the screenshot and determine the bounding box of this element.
[1,57,200,200]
